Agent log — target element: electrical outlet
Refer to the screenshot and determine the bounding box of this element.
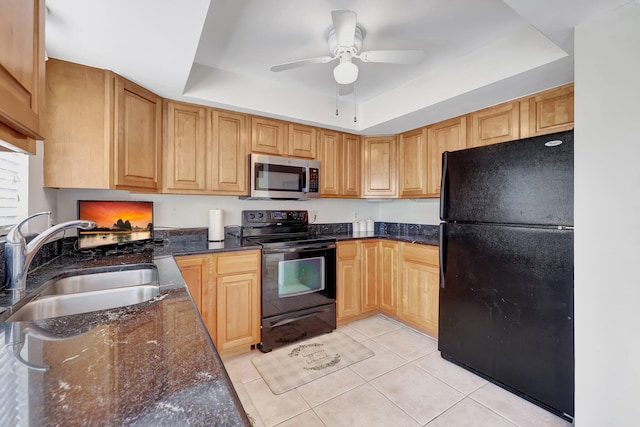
[353,211,358,219]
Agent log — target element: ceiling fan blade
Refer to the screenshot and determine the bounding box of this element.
[270,56,334,72]
[339,83,354,96]
[358,50,425,64]
[331,10,357,46]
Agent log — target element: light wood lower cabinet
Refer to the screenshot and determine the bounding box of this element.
[175,250,261,352]
[399,243,439,337]
[378,240,399,315]
[361,240,379,312]
[337,239,438,338]
[337,241,362,321]
[214,252,261,351]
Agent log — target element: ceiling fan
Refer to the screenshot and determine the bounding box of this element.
[270,10,425,88]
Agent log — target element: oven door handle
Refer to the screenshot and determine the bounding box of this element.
[270,308,332,328]
[262,242,336,254]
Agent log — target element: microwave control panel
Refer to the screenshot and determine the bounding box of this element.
[308,168,319,193]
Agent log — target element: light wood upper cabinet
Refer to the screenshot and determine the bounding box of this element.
[318,130,361,197]
[43,59,161,192]
[523,83,574,137]
[113,77,162,191]
[468,101,520,148]
[0,0,45,153]
[378,240,399,315]
[288,123,317,159]
[337,241,362,321]
[318,129,341,196]
[209,109,248,194]
[163,101,207,193]
[342,133,361,197]
[164,102,248,195]
[427,116,466,196]
[363,136,397,198]
[399,243,439,338]
[250,116,287,155]
[398,127,429,197]
[361,240,379,313]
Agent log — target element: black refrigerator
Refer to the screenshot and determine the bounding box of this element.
[438,129,574,421]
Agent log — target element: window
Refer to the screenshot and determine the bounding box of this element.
[0,151,29,232]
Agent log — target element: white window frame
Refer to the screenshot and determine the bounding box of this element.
[0,151,29,235]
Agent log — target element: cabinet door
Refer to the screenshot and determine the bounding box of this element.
[250,116,287,155]
[337,241,362,321]
[163,101,207,193]
[43,59,112,189]
[113,76,161,191]
[523,83,574,137]
[399,127,428,197]
[210,109,248,194]
[379,240,399,315]
[400,243,439,337]
[214,250,261,351]
[342,133,361,197]
[427,116,466,196]
[318,129,341,196]
[468,101,519,148]
[288,123,317,159]
[363,136,397,197]
[0,0,45,149]
[361,240,379,312]
[216,271,261,351]
[176,255,214,342]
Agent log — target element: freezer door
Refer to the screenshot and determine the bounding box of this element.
[439,222,574,418]
[440,129,573,226]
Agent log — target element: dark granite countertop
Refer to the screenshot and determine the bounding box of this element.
[0,250,251,426]
[0,223,438,425]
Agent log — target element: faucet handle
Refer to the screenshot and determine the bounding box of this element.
[6,211,52,244]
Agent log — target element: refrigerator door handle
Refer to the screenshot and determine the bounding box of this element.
[439,223,447,288]
[439,151,449,220]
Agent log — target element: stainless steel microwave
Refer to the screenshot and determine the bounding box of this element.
[247,153,320,200]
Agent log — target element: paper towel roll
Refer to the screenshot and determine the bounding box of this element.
[208,209,224,241]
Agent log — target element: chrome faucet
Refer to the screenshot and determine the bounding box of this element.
[4,211,97,300]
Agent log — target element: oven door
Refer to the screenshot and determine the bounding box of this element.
[261,242,336,319]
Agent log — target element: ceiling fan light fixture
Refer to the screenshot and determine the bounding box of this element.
[333,60,359,85]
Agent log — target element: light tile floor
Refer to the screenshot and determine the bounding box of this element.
[223,315,572,427]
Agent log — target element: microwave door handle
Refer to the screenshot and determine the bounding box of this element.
[301,167,308,192]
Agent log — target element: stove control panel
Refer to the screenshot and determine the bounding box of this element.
[242,210,308,225]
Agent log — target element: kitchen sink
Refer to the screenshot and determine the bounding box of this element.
[38,265,159,296]
[5,265,161,322]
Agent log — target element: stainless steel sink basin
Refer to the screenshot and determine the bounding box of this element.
[39,265,159,296]
[5,265,161,322]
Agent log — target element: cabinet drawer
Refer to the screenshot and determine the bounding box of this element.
[215,251,260,275]
[337,241,358,259]
[402,244,438,266]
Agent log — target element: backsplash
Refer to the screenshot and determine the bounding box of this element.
[0,222,439,291]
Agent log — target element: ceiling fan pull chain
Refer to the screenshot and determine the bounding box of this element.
[353,84,358,123]
[335,83,339,116]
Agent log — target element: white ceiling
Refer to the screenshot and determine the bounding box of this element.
[45,0,630,135]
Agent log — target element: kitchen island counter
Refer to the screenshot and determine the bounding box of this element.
[0,249,251,426]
